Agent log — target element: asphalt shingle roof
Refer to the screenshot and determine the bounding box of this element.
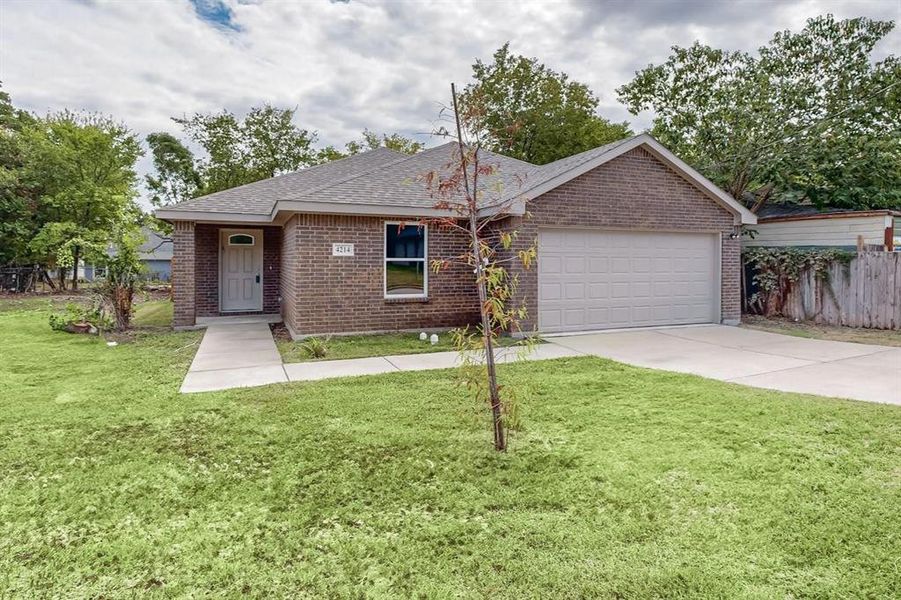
[161,136,642,217]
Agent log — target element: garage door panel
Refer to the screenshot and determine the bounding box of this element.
[565,256,586,273]
[538,229,718,333]
[539,282,562,301]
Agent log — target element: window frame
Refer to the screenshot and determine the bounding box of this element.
[384,221,428,299]
[228,233,255,246]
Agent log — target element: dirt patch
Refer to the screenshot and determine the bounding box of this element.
[742,315,901,347]
[269,322,293,343]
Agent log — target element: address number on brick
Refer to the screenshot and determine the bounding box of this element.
[332,243,354,257]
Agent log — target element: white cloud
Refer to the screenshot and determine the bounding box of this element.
[1,0,897,208]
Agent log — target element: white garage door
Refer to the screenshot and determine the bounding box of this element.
[538,228,719,333]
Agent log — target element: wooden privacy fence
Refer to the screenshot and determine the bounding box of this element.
[782,252,901,330]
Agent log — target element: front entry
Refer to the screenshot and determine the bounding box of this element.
[220,229,263,312]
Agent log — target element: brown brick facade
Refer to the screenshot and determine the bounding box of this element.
[172,223,281,326]
[505,147,740,331]
[282,214,481,335]
[172,146,741,333]
[172,221,195,327]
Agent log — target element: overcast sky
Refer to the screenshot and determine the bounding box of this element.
[1,0,899,206]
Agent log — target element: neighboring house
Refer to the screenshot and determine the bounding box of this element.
[139,227,173,281]
[155,133,756,337]
[744,204,900,252]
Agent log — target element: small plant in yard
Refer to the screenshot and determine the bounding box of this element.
[300,336,330,359]
[419,84,537,452]
[48,301,109,334]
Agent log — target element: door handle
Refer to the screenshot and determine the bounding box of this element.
[255,274,260,284]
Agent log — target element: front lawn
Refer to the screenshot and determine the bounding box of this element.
[1,304,899,597]
[132,298,173,328]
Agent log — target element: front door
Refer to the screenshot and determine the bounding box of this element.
[220,229,263,312]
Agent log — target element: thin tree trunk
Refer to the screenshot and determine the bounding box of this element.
[451,82,505,452]
[469,212,505,451]
[71,246,80,291]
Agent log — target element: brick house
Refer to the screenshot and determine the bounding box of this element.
[156,134,756,337]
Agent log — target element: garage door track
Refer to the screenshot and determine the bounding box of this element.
[550,325,900,405]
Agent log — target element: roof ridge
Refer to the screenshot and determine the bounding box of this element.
[538,135,636,172]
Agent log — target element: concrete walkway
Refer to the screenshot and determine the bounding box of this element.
[181,323,288,393]
[181,323,899,405]
[180,324,583,393]
[550,325,900,405]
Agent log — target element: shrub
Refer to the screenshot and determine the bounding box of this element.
[300,336,330,359]
[49,301,109,333]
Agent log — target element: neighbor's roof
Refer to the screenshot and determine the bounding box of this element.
[139,227,173,261]
[156,134,756,224]
[757,203,901,222]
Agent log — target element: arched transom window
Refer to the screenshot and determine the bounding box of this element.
[228,234,255,246]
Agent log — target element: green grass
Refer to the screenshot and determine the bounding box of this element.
[1,304,900,597]
[132,299,173,328]
[743,315,901,347]
[277,331,529,363]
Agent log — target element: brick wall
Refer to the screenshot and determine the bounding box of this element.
[506,146,740,331]
[285,214,480,335]
[280,215,298,331]
[191,224,282,319]
[171,221,195,327]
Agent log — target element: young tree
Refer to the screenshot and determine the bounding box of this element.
[617,15,901,211]
[22,112,142,289]
[421,84,536,452]
[174,105,316,194]
[459,43,632,165]
[94,227,146,331]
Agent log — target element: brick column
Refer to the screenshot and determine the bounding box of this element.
[721,234,742,324]
[172,221,196,328]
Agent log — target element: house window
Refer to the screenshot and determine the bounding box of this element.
[385,223,427,298]
[228,234,254,246]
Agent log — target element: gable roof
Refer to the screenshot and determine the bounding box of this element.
[156,134,756,225]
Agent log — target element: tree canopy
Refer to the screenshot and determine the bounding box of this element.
[145,132,201,207]
[458,43,632,165]
[172,105,316,196]
[617,15,901,211]
[23,111,142,287]
[316,129,424,163]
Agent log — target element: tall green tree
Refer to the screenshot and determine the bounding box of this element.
[145,132,201,207]
[459,43,632,165]
[23,112,142,289]
[0,87,38,265]
[617,15,901,211]
[174,105,316,195]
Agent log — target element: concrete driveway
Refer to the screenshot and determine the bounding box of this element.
[548,325,900,405]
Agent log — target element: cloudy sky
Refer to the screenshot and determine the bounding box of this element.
[1,0,899,205]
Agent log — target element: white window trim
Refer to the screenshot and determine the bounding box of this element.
[384,221,428,299]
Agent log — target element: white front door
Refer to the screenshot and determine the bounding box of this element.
[538,228,719,333]
[220,229,263,312]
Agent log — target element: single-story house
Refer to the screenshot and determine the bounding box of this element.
[744,204,900,252]
[156,133,756,337]
[139,227,173,281]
